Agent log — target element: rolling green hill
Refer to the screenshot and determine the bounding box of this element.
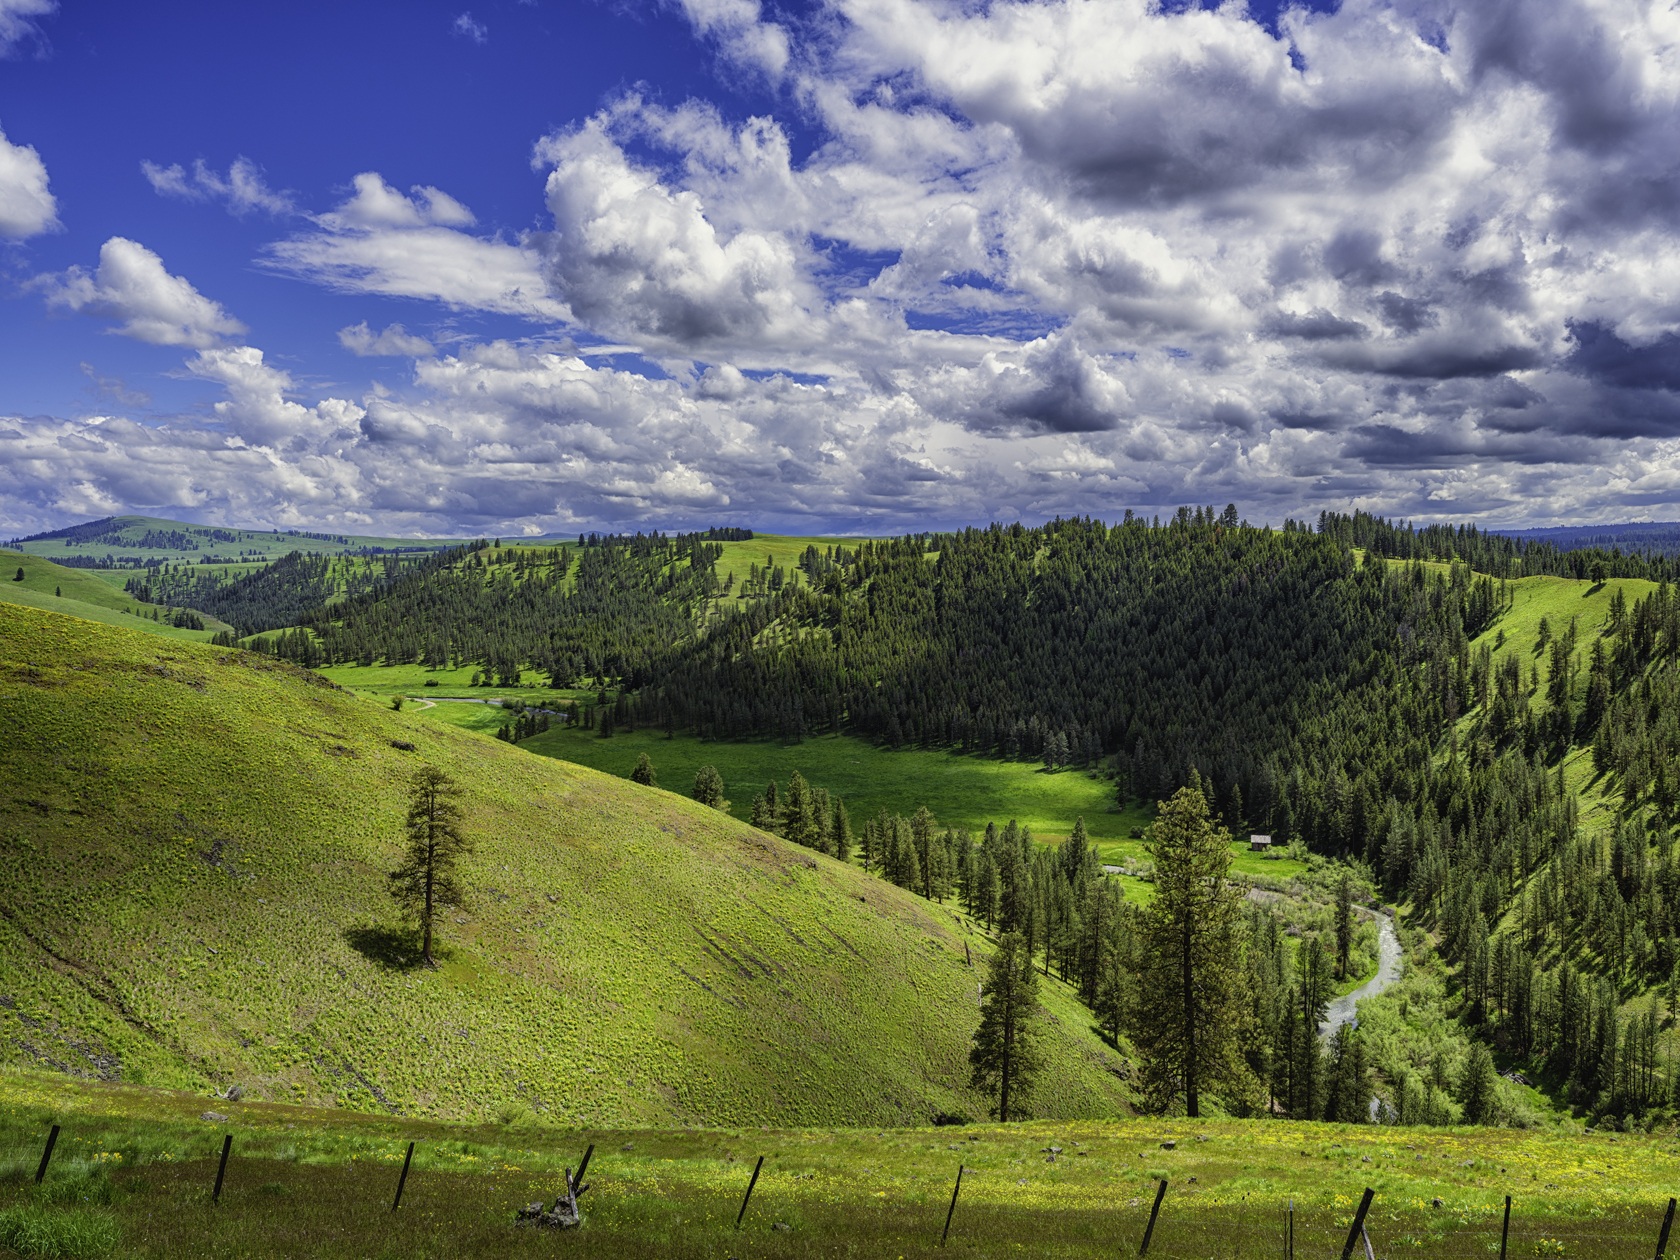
[0,602,1132,1127]
[0,549,228,643]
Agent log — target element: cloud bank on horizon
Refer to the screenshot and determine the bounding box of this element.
[6,0,1680,537]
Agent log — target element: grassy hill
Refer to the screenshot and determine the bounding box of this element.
[0,549,227,643]
[0,602,1132,1127]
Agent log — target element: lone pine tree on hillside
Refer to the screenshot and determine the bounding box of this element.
[630,752,657,787]
[969,931,1043,1122]
[1125,783,1250,1117]
[389,766,474,967]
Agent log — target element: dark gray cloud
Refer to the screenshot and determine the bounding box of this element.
[1566,321,1680,392]
[1265,309,1369,341]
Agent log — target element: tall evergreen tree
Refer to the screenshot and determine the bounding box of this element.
[969,931,1043,1122]
[784,770,816,847]
[1335,874,1355,980]
[630,752,657,787]
[388,767,474,967]
[1125,786,1250,1116]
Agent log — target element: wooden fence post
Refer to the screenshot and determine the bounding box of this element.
[1500,1194,1511,1260]
[1139,1178,1168,1255]
[941,1165,964,1246]
[736,1155,764,1228]
[1339,1188,1374,1260]
[574,1143,594,1190]
[1657,1196,1677,1260]
[212,1135,233,1203]
[1287,1197,1294,1260]
[34,1125,59,1184]
[392,1141,415,1211]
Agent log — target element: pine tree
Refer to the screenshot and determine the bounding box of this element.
[1335,874,1355,980]
[912,806,937,897]
[968,932,1044,1122]
[388,767,474,967]
[630,752,657,787]
[693,765,727,810]
[1125,786,1250,1116]
[1459,1042,1500,1125]
[1061,816,1090,884]
[784,771,816,847]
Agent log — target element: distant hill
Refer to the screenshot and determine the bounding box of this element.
[0,548,229,642]
[1491,521,1680,557]
[5,514,463,569]
[0,602,1131,1125]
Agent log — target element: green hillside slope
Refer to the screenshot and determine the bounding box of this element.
[0,549,226,643]
[0,603,1131,1126]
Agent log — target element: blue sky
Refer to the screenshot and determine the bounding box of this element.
[4,0,1680,537]
[3,0,744,416]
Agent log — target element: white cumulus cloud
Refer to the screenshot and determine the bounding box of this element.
[262,173,566,321]
[29,0,1680,534]
[39,237,247,349]
[0,120,57,237]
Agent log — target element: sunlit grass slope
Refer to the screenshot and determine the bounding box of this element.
[0,550,225,643]
[1413,562,1656,838]
[0,603,1131,1127]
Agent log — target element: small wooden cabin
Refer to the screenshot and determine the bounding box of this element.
[1249,834,1272,852]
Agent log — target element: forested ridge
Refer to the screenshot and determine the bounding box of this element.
[124,549,456,638]
[298,535,727,685]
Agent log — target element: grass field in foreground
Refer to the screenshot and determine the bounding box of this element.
[0,1071,1673,1260]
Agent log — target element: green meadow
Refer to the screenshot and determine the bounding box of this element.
[315,658,1312,894]
[0,1070,1672,1259]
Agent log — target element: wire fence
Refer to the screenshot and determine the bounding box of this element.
[21,1123,1680,1258]
[937,1196,1677,1259]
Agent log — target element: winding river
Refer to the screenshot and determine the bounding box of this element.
[1317,913,1403,1037]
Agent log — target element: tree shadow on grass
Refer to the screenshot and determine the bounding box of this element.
[342,924,426,971]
